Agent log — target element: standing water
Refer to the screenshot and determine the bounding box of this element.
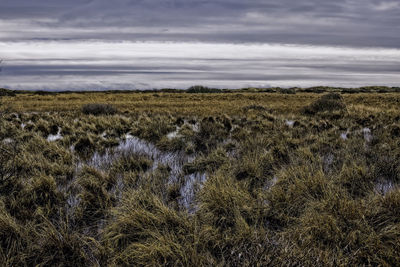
[86,134,207,211]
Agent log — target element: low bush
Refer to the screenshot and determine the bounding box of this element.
[186,85,221,93]
[303,93,347,115]
[81,103,117,115]
[0,88,16,97]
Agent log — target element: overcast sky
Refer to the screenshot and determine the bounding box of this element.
[1,0,399,90]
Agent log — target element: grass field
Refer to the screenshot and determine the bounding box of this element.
[1,88,400,266]
[2,90,400,115]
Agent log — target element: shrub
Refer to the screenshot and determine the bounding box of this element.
[303,93,346,115]
[81,104,117,115]
[0,88,16,97]
[33,91,55,96]
[278,88,296,94]
[186,85,221,93]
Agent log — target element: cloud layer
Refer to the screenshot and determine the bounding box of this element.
[1,0,400,47]
[1,1,399,90]
[1,41,399,90]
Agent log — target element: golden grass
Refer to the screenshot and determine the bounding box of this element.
[4,91,400,115]
[1,91,400,266]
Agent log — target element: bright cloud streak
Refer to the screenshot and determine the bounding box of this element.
[1,41,399,90]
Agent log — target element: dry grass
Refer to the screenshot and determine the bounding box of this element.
[2,90,399,116]
[0,90,400,266]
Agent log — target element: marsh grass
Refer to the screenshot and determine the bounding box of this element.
[103,189,202,266]
[1,91,400,265]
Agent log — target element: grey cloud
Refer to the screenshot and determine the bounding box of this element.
[1,0,400,47]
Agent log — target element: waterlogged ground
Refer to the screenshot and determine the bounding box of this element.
[85,134,206,211]
[1,92,400,266]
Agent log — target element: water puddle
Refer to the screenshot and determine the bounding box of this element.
[167,127,182,140]
[191,122,200,133]
[322,153,334,173]
[263,176,278,191]
[166,120,200,140]
[375,180,397,195]
[340,132,348,140]
[100,131,107,139]
[47,127,63,142]
[285,120,295,127]
[362,128,372,142]
[179,172,207,212]
[85,134,207,210]
[185,119,200,132]
[2,138,14,144]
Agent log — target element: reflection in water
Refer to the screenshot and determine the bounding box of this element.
[362,127,372,142]
[47,127,63,142]
[86,134,207,211]
[375,180,397,195]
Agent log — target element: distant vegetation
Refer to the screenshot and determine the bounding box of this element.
[81,103,118,115]
[0,88,16,96]
[1,90,400,265]
[302,92,347,115]
[186,85,222,93]
[1,85,400,96]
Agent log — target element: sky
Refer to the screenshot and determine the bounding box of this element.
[0,0,399,90]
